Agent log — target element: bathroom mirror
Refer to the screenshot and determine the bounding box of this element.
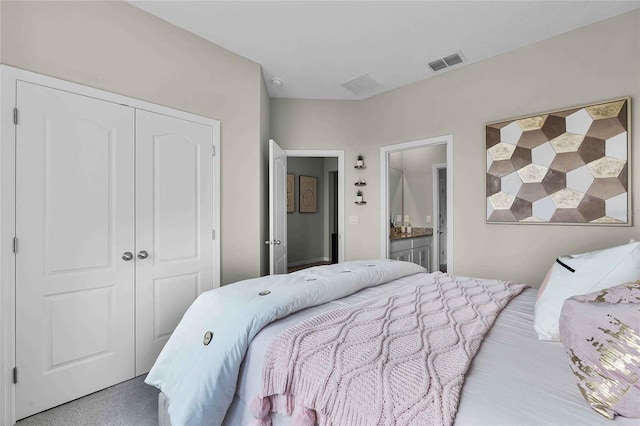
[382,138,452,274]
[388,167,403,227]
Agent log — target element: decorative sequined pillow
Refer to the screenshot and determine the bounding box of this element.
[559,281,640,419]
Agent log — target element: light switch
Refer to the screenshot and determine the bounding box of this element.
[349,215,359,225]
[404,215,410,224]
[426,215,432,223]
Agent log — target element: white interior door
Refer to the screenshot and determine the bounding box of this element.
[135,110,215,375]
[268,139,287,274]
[15,82,135,419]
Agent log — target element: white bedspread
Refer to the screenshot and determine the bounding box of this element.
[145,260,425,426]
[226,285,639,425]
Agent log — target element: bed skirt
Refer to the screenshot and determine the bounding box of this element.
[158,392,171,426]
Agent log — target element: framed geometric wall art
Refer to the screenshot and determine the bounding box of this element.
[486,98,630,225]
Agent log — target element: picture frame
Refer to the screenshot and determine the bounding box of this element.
[486,98,630,225]
[287,173,295,213]
[299,175,317,213]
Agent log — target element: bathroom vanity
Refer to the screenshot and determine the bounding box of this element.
[389,228,433,271]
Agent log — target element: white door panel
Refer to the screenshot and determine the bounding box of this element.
[15,82,135,419]
[269,140,287,274]
[135,110,214,375]
[153,134,199,262]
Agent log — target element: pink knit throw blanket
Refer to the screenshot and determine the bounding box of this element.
[253,273,526,426]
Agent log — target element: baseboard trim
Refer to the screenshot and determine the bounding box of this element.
[287,257,330,268]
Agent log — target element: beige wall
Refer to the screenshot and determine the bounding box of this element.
[2,2,637,286]
[270,99,371,260]
[272,10,640,286]
[1,1,267,285]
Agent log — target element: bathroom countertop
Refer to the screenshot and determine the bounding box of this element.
[389,227,433,240]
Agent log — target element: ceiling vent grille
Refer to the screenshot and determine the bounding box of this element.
[428,51,465,72]
[341,74,384,96]
[428,59,447,72]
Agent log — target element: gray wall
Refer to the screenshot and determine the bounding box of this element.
[260,77,271,276]
[0,4,2,61]
[0,0,267,285]
[271,10,640,286]
[323,157,338,259]
[287,157,327,265]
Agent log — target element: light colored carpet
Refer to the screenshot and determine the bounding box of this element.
[17,375,158,426]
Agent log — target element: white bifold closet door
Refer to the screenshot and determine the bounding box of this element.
[15,82,136,419]
[15,83,215,419]
[135,110,214,375]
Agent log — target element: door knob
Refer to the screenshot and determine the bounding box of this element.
[274,240,281,245]
[265,240,271,245]
[137,250,149,260]
[122,252,133,261]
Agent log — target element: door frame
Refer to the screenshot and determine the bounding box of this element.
[284,150,345,264]
[0,65,221,425]
[432,163,447,272]
[379,135,454,273]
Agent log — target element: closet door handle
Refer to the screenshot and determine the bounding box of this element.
[137,250,149,260]
[122,252,134,261]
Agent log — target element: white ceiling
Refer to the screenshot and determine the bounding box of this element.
[129,1,639,100]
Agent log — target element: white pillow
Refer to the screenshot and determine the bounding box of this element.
[534,241,640,341]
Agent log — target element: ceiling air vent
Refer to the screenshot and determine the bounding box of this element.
[443,53,463,66]
[342,74,384,96]
[427,59,447,72]
[427,51,465,72]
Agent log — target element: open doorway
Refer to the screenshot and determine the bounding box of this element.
[286,157,338,272]
[329,170,339,264]
[380,135,453,273]
[284,150,345,273]
[433,164,447,272]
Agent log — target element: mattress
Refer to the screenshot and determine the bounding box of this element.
[161,278,637,425]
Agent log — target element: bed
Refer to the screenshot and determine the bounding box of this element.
[148,260,638,426]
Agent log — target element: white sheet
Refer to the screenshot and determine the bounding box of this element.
[226,285,638,425]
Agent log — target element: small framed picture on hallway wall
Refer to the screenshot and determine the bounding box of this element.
[287,173,295,213]
[299,175,317,213]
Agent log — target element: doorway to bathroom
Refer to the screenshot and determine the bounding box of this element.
[380,135,453,273]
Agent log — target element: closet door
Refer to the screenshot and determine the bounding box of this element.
[135,110,214,375]
[15,82,135,419]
